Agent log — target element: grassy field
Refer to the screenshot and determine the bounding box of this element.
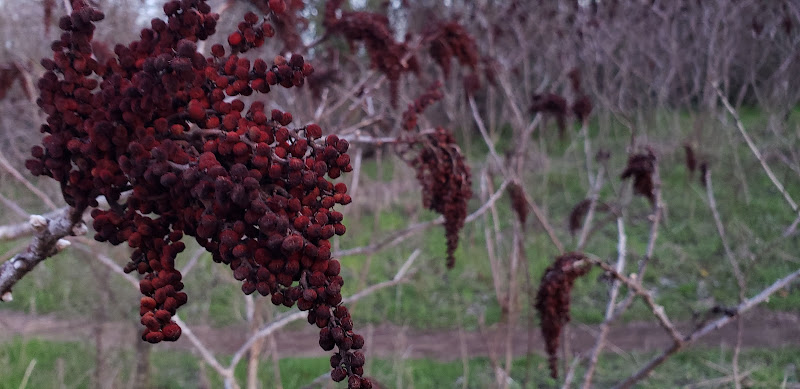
[1,108,799,387]
[1,337,798,388]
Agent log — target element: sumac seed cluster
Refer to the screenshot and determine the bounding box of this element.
[535,252,591,379]
[399,85,472,269]
[408,127,472,269]
[27,1,370,387]
[620,148,657,204]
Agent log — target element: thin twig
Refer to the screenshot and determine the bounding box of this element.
[179,247,208,277]
[501,220,523,389]
[469,96,565,253]
[172,315,238,389]
[18,358,36,389]
[576,167,607,250]
[0,153,59,211]
[581,121,595,187]
[704,168,746,389]
[582,256,683,343]
[520,189,566,253]
[469,97,509,176]
[0,192,29,219]
[714,83,800,220]
[582,217,627,389]
[612,164,664,319]
[481,172,507,311]
[561,353,584,389]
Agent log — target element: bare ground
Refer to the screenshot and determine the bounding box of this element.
[0,308,798,361]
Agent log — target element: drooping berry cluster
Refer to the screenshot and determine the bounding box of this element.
[567,198,610,236]
[243,0,306,53]
[406,129,472,269]
[398,86,472,268]
[400,82,443,131]
[424,21,479,78]
[620,148,657,204]
[0,63,24,100]
[534,252,591,378]
[272,0,307,53]
[567,69,593,124]
[323,0,419,105]
[683,142,697,178]
[531,69,593,136]
[507,182,529,225]
[530,93,568,138]
[27,1,370,387]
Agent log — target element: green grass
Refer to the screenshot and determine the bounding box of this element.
[0,337,797,388]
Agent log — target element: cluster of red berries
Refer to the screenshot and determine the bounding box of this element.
[507,182,529,225]
[27,1,370,387]
[620,148,657,204]
[323,0,419,105]
[425,21,479,78]
[408,127,472,269]
[398,85,472,268]
[530,93,569,138]
[535,252,591,378]
[400,82,443,131]
[567,68,593,124]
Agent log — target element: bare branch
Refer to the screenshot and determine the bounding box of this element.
[582,217,627,388]
[582,256,683,344]
[704,168,746,389]
[520,189,566,254]
[613,163,664,319]
[0,207,86,300]
[576,167,607,250]
[612,267,800,389]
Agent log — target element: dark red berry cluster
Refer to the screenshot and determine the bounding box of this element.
[239,0,306,53]
[620,148,657,204]
[531,69,594,136]
[0,62,25,100]
[567,198,610,236]
[683,143,697,177]
[530,93,568,138]
[424,21,479,78]
[398,85,472,268]
[225,10,275,53]
[323,0,419,105]
[407,128,472,269]
[271,0,308,53]
[507,182,528,225]
[567,69,593,124]
[27,1,369,387]
[400,82,443,131]
[534,252,591,378]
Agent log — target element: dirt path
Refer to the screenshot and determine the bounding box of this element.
[1,309,798,360]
